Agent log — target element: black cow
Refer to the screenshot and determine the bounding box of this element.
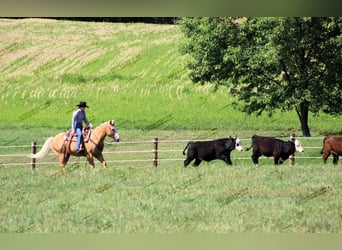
[182,137,243,167]
[245,134,302,166]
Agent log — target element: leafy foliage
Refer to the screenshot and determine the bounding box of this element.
[180,17,342,136]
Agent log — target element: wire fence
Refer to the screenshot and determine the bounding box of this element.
[0,136,328,169]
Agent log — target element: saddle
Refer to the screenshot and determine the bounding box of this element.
[63,127,91,154]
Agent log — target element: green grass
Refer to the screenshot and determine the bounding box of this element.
[0,18,342,233]
[1,128,341,233]
[1,159,341,232]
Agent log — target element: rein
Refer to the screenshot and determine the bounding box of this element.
[87,123,114,149]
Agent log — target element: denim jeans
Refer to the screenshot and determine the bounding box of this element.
[75,126,82,150]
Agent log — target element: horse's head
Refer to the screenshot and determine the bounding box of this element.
[109,120,120,142]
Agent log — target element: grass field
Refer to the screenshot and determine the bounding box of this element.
[0,18,342,233]
[1,128,341,233]
[1,149,341,233]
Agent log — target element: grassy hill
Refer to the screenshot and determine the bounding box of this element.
[0,18,341,136]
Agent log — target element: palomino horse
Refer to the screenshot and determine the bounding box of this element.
[31,120,120,172]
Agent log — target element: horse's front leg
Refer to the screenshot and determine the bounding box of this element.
[95,153,107,169]
[86,153,95,168]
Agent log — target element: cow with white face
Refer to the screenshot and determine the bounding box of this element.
[294,139,304,152]
[182,136,243,167]
[235,137,244,152]
[245,134,304,166]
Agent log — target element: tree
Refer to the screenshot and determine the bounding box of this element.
[180,17,342,136]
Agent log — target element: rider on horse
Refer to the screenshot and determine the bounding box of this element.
[72,101,91,153]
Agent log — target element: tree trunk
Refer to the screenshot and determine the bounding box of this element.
[296,101,311,137]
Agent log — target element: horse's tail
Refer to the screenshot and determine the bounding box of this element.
[182,142,191,155]
[30,137,54,159]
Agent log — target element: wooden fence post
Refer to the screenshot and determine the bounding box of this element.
[289,133,295,165]
[31,141,36,170]
[153,138,158,167]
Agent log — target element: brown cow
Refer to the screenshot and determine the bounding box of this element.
[321,136,342,165]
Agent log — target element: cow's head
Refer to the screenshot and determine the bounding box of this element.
[235,137,244,152]
[295,139,304,152]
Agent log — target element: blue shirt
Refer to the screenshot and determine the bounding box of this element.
[72,109,89,132]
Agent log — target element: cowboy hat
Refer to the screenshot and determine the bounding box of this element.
[76,101,89,108]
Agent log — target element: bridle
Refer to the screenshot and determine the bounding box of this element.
[110,125,117,139]
[89,121,120,147]
[109,121,120,142]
